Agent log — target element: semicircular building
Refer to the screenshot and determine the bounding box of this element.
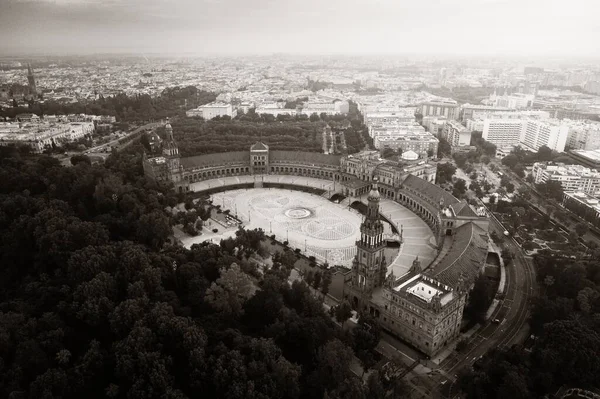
[143,122,490,356]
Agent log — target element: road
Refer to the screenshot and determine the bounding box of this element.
[58,121,161,166]
[428,212,536,397]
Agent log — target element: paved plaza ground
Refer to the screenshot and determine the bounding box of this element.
[189,175,338,193]
[181,182,438,275]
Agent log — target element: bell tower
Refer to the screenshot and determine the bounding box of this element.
[162,118,180,173]
[351,179,387,296]
[27,64,37,97]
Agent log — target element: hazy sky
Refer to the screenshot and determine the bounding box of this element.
[1,0,599,56]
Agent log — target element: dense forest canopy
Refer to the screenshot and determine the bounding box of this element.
[167,118,325,155]
[0,144,395,399]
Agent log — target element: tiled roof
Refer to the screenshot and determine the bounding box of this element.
[401,175,459,205]
[430,222,488,287]
[181,151,249,169]
[250,142,269,151]
[270,150,341,166]
[450,201,478,218]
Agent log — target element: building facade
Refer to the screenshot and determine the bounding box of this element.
[442,120,471,147]
[186,102,237,119]
[420,101,460,120]
[532,162,600,196]
[343,180,489,356]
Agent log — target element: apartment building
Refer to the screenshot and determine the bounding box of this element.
[521,119,569,152]
[531,162,600,196]
[482,119,524,148]
[566,120,600,151]
[419,100,460,120]
[442,120,471,147]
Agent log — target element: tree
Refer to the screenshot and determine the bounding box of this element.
[71,154,91,166]
[436,163,456,185]
[205,263,256,316]
[575,223,589,237]
[334,301,353,327]
[465,274,495,323]
[537,145,553,162]
[454,178,467,194]
[321,270,332,299]
[312,271,322,290]
[502,154,519,169]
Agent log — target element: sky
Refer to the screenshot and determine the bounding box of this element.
[0,0,599,57]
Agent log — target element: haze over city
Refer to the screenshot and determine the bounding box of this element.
[2,0,600,398]
[1,0,599,56]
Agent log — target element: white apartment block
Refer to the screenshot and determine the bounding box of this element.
[482,119,525,148]
[566,120,600,151]
[186,102,237,119]
[482,117,568,152]
[461,105,513,121]
[521,119,569,152]
[420,100,460,120]
[442,121,471,147]
[465,119,485,131]
[532,162,600,197]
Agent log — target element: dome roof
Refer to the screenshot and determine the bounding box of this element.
[401,150,419,161]
[368,180,381,200]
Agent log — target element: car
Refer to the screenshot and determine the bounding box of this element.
[492,318,501,324]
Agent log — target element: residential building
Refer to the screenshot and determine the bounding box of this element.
[521,119,569,152]
[442,121,471,147]
[461,105,512,121]
[566,120,600,150]
[531,162,600,196]
[419,100,460,120]
[186,102,237,119]
[482,117,569,152]
[482,119,524,148]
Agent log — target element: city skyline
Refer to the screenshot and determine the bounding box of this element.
[1,0,599,57]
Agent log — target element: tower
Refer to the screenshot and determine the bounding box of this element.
[27,64,37,97]
[162,118,180,174]
[351,179,387,298]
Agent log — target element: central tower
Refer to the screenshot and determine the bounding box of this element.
[351,179,387,298]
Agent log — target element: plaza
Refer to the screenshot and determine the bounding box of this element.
[181,186,438,274]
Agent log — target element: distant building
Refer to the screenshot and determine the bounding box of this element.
[532,162,600,196]
[461,105,513,121]
[482,117,569,152]
[570,149,600,169]
[482,119,525,148]
[0,121,94,153]
[186,102,237,119]
[27,64,37,97]
[566,120,600,150]
[300,99,349,116]
[420,100,460,120]
[521,119,569,152]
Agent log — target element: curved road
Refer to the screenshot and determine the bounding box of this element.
[435,212,536,397]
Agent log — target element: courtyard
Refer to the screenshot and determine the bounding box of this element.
[180,186,438,275]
